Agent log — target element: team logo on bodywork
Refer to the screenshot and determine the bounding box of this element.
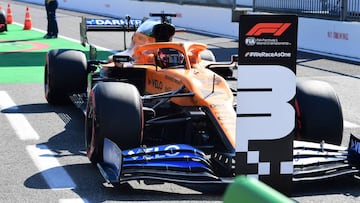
[86,18,142,27]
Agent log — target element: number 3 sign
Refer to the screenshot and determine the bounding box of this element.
[233,14,298,195]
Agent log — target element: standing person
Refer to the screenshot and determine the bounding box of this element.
[44,0,58,39]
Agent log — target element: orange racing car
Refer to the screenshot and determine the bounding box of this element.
[44,12,360,185]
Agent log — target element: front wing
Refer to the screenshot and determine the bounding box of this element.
[293,134,360,181]
[97,138,229,184]
[97,135,360,184]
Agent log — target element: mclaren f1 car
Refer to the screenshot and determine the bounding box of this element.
[44,12,360,185]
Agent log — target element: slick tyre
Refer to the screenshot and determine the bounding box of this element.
[296,80,343,145]
[45,49,87,105]
[85,82,143,163]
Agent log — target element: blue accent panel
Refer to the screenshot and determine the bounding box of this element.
[123,160,208,168]
[121,144,213,173]
[348,134,360,166]
[123,160,212,173]
[102,138,122,181]
[123,151,209,163]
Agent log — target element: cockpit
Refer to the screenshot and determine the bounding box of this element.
[155,48,185,69]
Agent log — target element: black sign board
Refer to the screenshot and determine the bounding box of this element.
[234,14,298,194]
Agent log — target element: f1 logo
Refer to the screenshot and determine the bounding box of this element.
[246,23,291,36]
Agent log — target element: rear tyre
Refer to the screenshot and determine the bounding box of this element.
[45,49,87,105]
[85,82,143,163]
[296,80,343,145]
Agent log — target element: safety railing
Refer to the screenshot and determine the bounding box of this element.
[136,0,236,8]
[136,0,360,21]
[253,0,360,21]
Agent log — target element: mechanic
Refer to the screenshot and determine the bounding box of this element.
[44,0,58,39]
[156,48,185,68]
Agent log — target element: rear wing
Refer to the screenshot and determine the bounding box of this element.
[80,16,143,47]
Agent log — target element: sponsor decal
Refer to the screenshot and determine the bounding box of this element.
[148,79,163,90]
[165,75,181,85]
[244,52,291,58]
[126,145,181,160]
[86,18,142,26]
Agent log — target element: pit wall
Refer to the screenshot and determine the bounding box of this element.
[17,0,360,61]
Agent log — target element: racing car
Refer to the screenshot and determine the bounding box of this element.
[44,12,360,186]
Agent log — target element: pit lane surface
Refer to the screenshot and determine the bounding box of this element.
[1,1,360,202]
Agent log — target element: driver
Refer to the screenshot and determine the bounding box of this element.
[156,48,185,68]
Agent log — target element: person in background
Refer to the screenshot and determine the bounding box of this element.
[44,0,58,38]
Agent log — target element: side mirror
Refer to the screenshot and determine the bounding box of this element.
[113,55,132,67]
[231,54,238,64]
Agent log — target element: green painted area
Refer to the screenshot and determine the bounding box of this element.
[0,66,44,83]
[0,24,112,83]
[223,176,294,203]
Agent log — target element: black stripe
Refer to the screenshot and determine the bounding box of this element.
[237,113,271,117]
[237,88,272,92]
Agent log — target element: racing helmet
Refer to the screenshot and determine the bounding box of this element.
[156,48,185,68]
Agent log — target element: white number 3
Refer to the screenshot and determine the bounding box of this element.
[236,65,296,152]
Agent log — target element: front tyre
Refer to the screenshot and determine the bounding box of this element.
[296,80,343,145]
[85,82,143,163]
[45,49,87,105]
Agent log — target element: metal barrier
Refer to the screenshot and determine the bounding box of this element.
[253,0,360,21]
[137,0,235,8]
[346,0,360,21]
[137,0,360,21]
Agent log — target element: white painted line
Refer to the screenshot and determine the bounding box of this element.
[0,91,39,140]
[59,199,88,203]
[26,145,77,190]
[344,120,360,128]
